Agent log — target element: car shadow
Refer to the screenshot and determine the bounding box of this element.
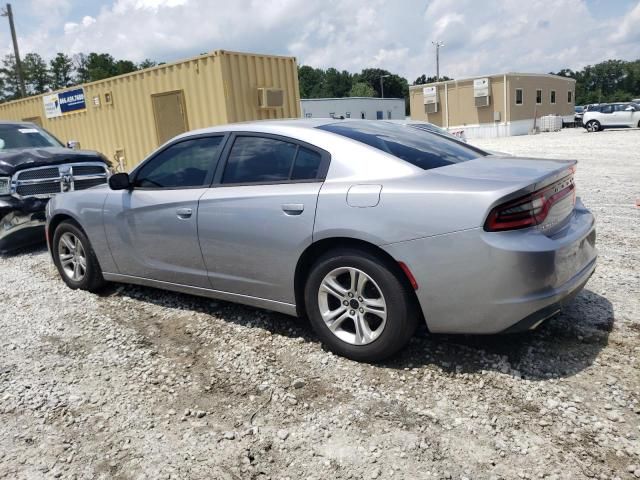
[101,284,612,381]
[0,242,47,258]
[383,288,613,381]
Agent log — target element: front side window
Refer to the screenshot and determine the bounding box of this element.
[600,104,614,114]
[222,136,323,184]
[135,136,223,188]
[550,90,556,104]
[515,89,523,105]
[318,121,485,171]
[536,89,542,104]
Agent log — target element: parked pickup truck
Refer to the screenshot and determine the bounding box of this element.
[0,121,110,253]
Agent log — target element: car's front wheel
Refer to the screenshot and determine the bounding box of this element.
[585,120,601,132]
[304,248,418,362]
[52,221,106,292]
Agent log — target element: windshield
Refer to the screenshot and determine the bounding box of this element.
[0,124,63,151]
[317,121,486,170]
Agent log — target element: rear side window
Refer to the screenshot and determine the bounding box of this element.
[222,136,323,184]
[318,121,484,170]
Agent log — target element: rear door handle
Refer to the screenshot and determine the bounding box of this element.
[281,203,304,215]
[176,207,193,219]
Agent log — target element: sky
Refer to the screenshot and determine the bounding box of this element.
[3,0,640,81]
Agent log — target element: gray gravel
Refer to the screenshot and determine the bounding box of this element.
[1,127,639,479]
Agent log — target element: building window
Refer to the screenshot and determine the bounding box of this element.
[568,91,573,103]
[304,113,312,118]
[387,111,392,119]
[345,112,351,118]
[550,90,556,104]
[536,89,542,104]
[376,111,383,120]
[515,89,523,105]
[361,112,366,119]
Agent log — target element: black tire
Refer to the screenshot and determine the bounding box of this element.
[52,220,106,292]
[585,120,601,132]
[304,248,418,362]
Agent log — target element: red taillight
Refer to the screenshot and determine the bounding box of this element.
[484,174,576,232]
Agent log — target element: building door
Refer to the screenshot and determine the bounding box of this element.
[151,90,189,145]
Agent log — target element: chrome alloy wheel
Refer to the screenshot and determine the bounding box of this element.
[317,267,387,345]
[586,121,599,132]
[58,232,87,282]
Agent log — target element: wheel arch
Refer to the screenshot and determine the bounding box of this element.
[294,236,423,324]
[47,213,85,254]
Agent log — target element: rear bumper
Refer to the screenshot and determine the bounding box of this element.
[383,199,597,334]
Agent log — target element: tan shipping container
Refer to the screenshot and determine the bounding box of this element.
[0,50,301,170]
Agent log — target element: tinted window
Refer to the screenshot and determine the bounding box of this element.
[135,136,223,188]
[600,105,614,114]
[223,136,298,184]
[318,121,483,170]
[291,147,322,180]
[0,124,62,150]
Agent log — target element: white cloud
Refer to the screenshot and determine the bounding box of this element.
[9,0,640,82]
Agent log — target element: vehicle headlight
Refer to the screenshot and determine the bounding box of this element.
[0,176,10,195]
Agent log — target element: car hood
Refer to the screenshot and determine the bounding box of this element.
[0,147,108,176]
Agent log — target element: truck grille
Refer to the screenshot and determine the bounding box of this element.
[11,163,109,199]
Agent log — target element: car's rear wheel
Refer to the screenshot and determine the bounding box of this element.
[585,120,601,132]
[53,221,105,292]
[304,248,418,362]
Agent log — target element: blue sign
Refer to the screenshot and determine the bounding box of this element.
[58,88,86,114]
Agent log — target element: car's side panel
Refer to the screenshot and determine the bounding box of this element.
[102,188,211,287]
[197,182,322,303]
[101,272,298,316]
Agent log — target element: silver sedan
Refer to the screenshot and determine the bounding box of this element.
[46,120,597,361]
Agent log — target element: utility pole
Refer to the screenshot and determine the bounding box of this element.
[379,74,390,98]
[432,40,444,82]
[2,3,26,97]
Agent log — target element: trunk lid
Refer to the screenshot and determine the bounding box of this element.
[430,156,578,233]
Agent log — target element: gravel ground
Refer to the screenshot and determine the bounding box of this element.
[1,128,639,480]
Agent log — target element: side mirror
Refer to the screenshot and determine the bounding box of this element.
[67,140,81,150]
[108,172,132,190]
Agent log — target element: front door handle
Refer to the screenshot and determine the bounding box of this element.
[281,203,304,215]
[176,207,193,219]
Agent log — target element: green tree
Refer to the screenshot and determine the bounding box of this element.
[73,53,90,83]
[349,82,376,97]
[85,53,118,81]
[413,74,453,85]
[353,68,408,99]
[0,54,22,101]
[298,65,326,98]
[50,53,74,89]
[323,68,352,97]
[23,53,50,94]
[115,60,137,76]
[138,59,157,69]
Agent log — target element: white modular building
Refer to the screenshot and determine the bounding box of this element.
[300,97,406,120]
